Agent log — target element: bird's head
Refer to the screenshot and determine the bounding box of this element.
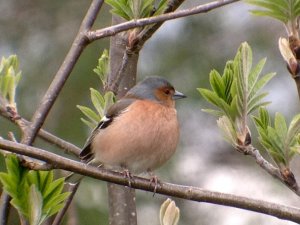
[126,76,186,107]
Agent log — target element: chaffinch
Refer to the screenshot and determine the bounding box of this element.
[80,76,186,176]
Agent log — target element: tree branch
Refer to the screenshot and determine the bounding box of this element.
[1,139,300,223]
[1,111,80,156]
[52,182,80,225]
[0,192,11,225]
[21,0,104,145]
[87,0,240,42]
[241,145,300,195]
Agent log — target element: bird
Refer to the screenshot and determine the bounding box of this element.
[79,76,186,181]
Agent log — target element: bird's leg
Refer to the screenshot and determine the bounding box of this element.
[147,170,161,195]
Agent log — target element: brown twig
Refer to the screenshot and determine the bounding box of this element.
[87,0,240,42]
[1,139,300,223]
[0,192,11,225]
[21,0,104,145]
[1,112,80,156]
[238,145,300,196]
[107,50,132,94]
[52,182,80,225]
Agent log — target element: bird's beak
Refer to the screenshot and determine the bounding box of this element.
[172,90,186,100]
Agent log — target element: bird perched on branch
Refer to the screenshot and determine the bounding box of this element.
[79,76,186,180]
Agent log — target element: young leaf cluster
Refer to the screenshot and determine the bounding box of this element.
[77,90,115,128]
[198,42,275,146]
[0,55,22,107]
[253,108,300,167]
[93,49,109,87]
[105,0,167,20]
[78,51,115,129]
[246,0,300,24]
[0,154,70,225]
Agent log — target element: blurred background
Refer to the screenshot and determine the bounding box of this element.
[1,0,300,224]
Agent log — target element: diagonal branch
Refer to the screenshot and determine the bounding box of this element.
[21,0,104,145]
[87,0,240,42]
[0,192,11,225]
[52,182,80,225]
[240,144,300,195]
[1,110,80,156]
[1,139,300,223]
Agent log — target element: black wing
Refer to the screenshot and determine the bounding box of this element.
[79,98,136,162]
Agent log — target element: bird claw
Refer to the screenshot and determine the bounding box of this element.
[122,169,134,187]
[149,175,160,195]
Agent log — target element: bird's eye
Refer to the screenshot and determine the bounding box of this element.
[164,89,170,95]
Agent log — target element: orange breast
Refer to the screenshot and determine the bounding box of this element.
[91,100,179,174]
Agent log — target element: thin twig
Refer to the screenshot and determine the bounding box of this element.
[1,113,80,156]
[52,182,80,225]
[87,0,240,42]
[1,139,300,223]
[21,0,104,145]
[107,51,131,94]
[0,192,11,225]
[244,145,300,193]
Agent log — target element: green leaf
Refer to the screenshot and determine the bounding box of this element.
[217,116,238,146]
[247,92,269,114]
[104,91,115,114]
[246,0,300,24]
[81,118,97,129]
[248,58,266,95]
[77,105,101,124]
[90,88,105,117]
[0,155,70,223]
[274,112,287,142]
[202,109,224,117]
[43,178,65,202]
[93,49,109,86]
[43,192,70,214]
[248,72,275,99]
[209,70,226,99]
[106,0,133,20]
[154,0,168,16]
[0,55,22,106]
[28,185,43,225]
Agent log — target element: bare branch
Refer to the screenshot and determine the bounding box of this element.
[1,139,300,223]
[1,112,80,156]
[21,0,104,145]
[240,145,300,195]
[52,182,80,225]
[87,0,240,42]
[0,192,11,225]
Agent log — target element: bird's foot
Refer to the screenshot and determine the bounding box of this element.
[122,169,134,187]
[148,171,161,195]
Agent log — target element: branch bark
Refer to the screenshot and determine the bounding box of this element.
[1,139,300,223]
[87,0,240,42]
[52,183,80,225]
[1,112,80,156]
[0,192,11,225]
[242,145,300,195]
